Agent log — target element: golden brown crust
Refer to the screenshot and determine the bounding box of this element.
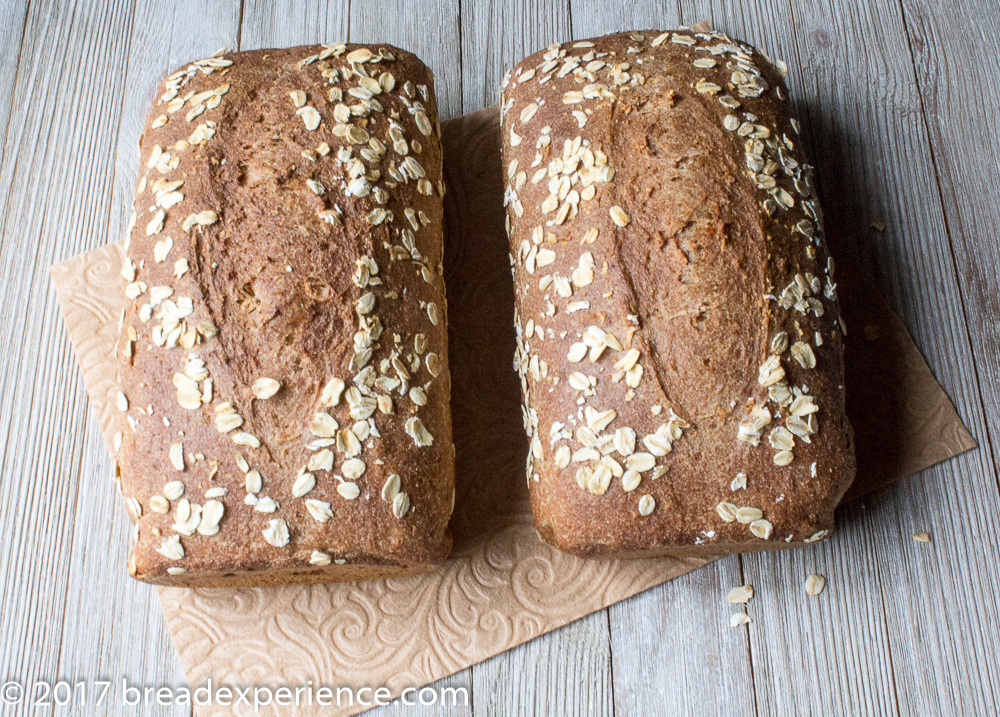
[501,30,855,558]
[115,44,454,587]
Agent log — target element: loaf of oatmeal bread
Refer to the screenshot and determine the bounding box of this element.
[115,44,453,586]
[501,29,855,558]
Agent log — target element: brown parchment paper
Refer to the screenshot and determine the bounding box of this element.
[50,105,975,717]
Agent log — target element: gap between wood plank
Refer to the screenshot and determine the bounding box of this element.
[236,0,245,51]
[735,554,761,717]
[778,3,905,713]
[678,3,762,711]
[456,0,464,114]
[867,509,904,717]
[894,0,1000,498]
[47,0,154,698]
[604,608,617,717]
[0,0,32,174]
[772,1,991,713]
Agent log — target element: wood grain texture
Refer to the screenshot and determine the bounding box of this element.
[240,0,349,50]
[568,0,682,38]
[0,0,29,174]
[677,2,1000,715]
[2,0,999,715]
[896,0,1000,708]
[460,0,571,113]
[566,6,764,717]
[473,611,613,716]
[902,1,1000,448]
[50,3,243,717]
[349,0,463,120]
[0,0,138,710]
[457,3,616,715]
[606,556,757,716]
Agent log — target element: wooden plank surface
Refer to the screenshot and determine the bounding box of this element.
[0,0,139,709]
[566,5,762,716]
[606,559,757,716]
[896,0,1000,708]
[474,612,613,716]
[51,3,243,717]
[457,2,615,714]
[754,2,1000,714]
[0,0,29,173]
[460,0,570,112]
[240,0,349,50]
[349,0,463,120]
[0,0,998,715]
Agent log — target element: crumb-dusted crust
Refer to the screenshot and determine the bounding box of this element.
[501,30,855,557]
[115,44,454,587]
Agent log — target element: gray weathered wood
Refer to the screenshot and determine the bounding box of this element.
[0,0,30,174]
[240,0,349,50]
[606,556,757,716]
[901,2,1000,455]
[2,1,1000,715]
[460,0,571,113]
[457,3,615,715]
[348,0,462,120]
[473,611,613,716]
[895,0,1000,710]
[49,3,243,717]
[569,0,682,38]
[768,2,1000,714]
[676,2,1000,715]
[0,0,138,710]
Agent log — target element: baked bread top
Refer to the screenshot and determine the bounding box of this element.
[115,44,453,586]
[500,29,855,556]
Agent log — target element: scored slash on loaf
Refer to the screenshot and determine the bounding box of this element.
[501,29,855,558]
[115,43,454,587]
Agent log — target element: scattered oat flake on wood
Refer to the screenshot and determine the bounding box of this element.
[912,532,931,543]
[730,613,752,627]
[805,574,826,596]
[870,221,886,231]
[727,585,753,604]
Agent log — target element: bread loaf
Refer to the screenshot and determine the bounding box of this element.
[500,29,855,558]
[115,44,453,586]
